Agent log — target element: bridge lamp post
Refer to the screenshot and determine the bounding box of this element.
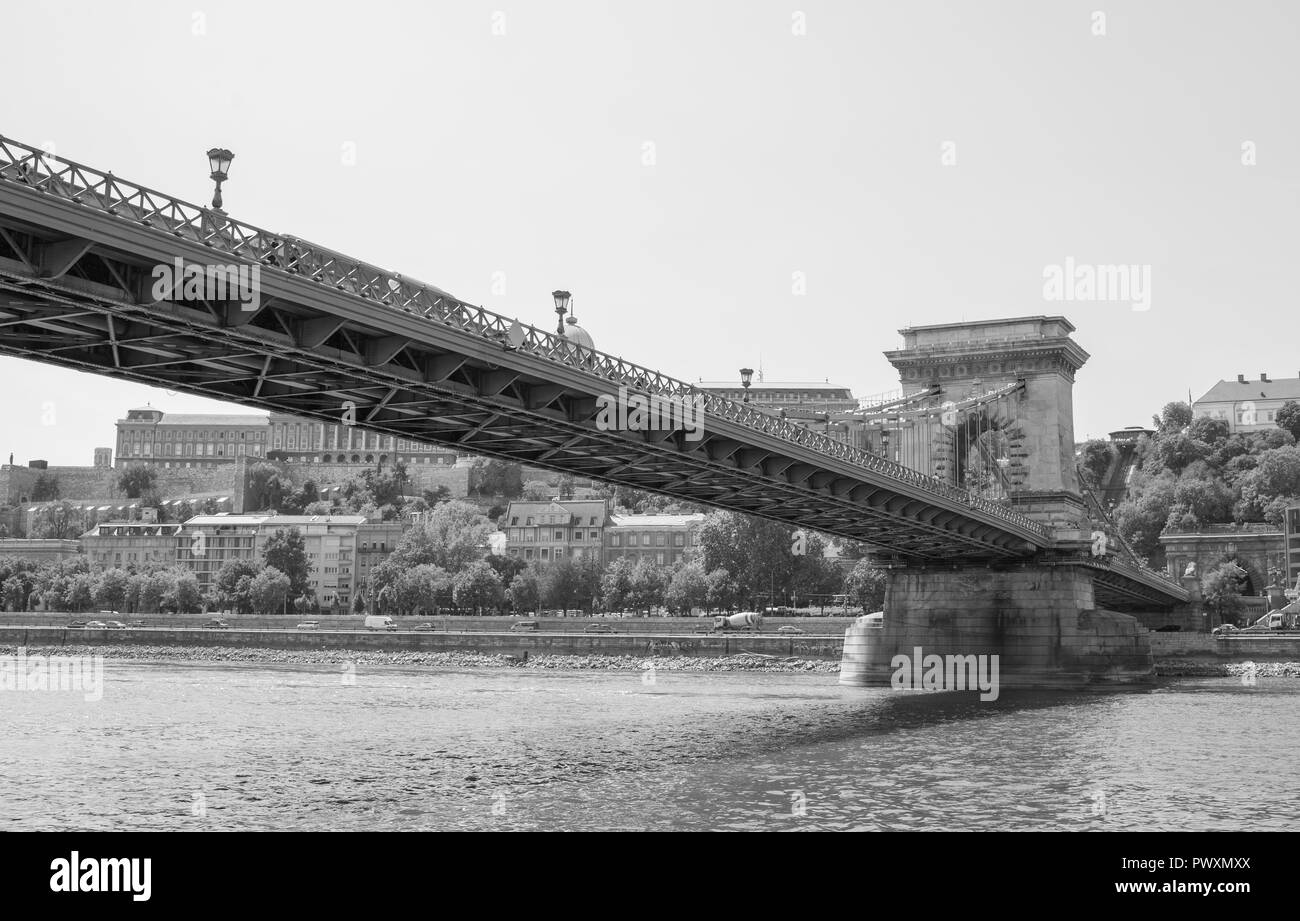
[552,290,572,334]
[205,147,234,213]
[739,368,754,402]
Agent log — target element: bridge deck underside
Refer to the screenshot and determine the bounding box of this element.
[0,177,1185,604]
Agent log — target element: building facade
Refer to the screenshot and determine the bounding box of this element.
[1285,503,1300,591]
[81,521,184,570]
[0,538,82,562]
[266,413,459,467]
[1192,374,1300,434]
[1158,523,1285,595]
[355,520,409,604]
[605,513,705,567]
[501,499,611,564]
[115,405,458,471]
[174,513,364,610]
[116,406,268,468]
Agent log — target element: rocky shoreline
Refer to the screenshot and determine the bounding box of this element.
[0,643,839,673]
[5,644,1294,679]
[1154,660,1300,678]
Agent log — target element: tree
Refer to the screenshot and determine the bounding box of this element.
[599,557,636,612]
[93,568,130,611]
[1077,439,1117,492]
[470,458,523,498]
[117,464,157,499]
[279,480,320,515]
[1188,416,1230,446]
[1236,447,1300,521]
[664,560,709,613]
[1113,471,1177,565]
[423,485,452,506]
[384,564,449,616]
[261,527,310,597]
[521,479,553,501]
[704,568,739,612]
[1145,433,1211,476]
[352,593,367,614]
[452,561,504,614]
[626,559,669,613]
[249,567,291,615]
[506,567,543,614]
[1201,562,1246,627]
[161,569,202,613]
[383,501,492,576]
[1277,400,1300,442]
[2,574,34,612]
[29,502,85,540]
[214,559,262,615]
[1152,401,1192,435]
[845,559,887,611]
[541,556,601,612]
[696,510,805,606]
[66,572,96,612]
[245,462,290,511]
[30,472,61,502]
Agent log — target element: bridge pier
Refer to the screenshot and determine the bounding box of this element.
[839,563,1153,689]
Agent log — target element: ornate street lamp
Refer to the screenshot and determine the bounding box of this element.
[739,367,754,402]
[206,147,234,213]
[552,290,572,334]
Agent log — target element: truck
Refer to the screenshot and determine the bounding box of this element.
[364,614,398,632]
[712,611,763,633]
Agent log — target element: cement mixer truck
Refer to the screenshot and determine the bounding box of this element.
[712,611,763,633]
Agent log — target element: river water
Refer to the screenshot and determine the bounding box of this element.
[2,660,1297,831]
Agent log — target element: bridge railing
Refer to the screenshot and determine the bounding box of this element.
[0,135,1050,539]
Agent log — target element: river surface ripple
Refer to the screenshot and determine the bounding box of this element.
[1,661,1296,831]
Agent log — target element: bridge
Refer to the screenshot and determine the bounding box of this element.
[0,134,1189,687]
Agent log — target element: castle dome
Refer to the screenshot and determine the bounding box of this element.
[563,315,595,350]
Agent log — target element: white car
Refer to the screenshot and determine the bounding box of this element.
[296,621,320,630]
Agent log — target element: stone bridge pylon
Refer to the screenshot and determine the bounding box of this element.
[841,317,1156,690]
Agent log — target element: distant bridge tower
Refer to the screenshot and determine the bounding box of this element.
[884,316,1090,532]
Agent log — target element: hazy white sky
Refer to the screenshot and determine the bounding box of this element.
[3,0,1298,464]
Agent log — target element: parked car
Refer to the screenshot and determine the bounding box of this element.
[510,621,539,633]
[84,621,107,629]
[202,619,230,629]
[584,623,614,634]
[104,621,126,629]
[777,625,805,635]
[296,621,320,630]
[67,620,88,629]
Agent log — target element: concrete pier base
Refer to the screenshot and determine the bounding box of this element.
[839,564,1154,689]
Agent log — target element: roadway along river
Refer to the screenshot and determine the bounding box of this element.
[2,661,1297,831]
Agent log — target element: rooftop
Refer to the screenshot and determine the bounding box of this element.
[1195,377,1300,404]
[119,411,268,426]
[610,514,706,528]
[696,381,852,391]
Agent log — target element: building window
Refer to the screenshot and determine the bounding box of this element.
[610,534,621,547]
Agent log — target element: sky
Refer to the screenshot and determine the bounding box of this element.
[2,0,1298,464]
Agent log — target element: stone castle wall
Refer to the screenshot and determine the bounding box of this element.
[0,463,240,505]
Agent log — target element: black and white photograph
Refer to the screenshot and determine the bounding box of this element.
[0,0,1292,891]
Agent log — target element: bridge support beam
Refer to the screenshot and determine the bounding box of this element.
[839,563,1153,689]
